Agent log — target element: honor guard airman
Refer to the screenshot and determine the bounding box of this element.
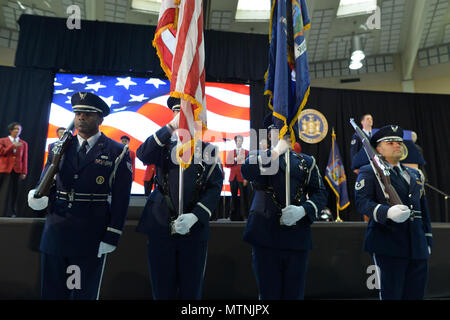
[355,125,433,300]
[28,92,133,300]
[241,116,328,300]
[136,96,223,300]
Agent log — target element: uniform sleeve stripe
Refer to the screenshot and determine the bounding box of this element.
[306,200,318,218]
[373,204,381,222]
[196,202,212,217]
[107,227,122,235]
[425,233,433,237]
[153,133,164,147]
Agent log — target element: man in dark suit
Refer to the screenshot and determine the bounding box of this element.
[28,92,133,300]
[48,127,66,154]
[225,135,249,220]
[0,122,28,217]
[350,113,373,174]
[355,125,432,300]
[135,96,223,300]
[241,119,328,300]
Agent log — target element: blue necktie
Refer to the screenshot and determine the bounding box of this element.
[393,166,409,187]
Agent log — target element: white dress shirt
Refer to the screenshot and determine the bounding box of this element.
[77,131,101,153]
[8,136,20,143]
[388,163,411,184]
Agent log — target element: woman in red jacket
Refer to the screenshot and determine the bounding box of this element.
[0,122,28,217]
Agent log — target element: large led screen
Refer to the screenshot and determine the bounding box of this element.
[45,73,250,195]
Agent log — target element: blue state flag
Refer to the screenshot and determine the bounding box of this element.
[264,0,311,144]
[325,130,350,210]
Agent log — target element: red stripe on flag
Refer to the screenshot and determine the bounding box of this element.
[47,123,59,139]
[99,125,143,153]
[171,0,196,89]
[206,95,250,120]
[206,82,250,95]
[136,102,174,127]
[157,7,176,28]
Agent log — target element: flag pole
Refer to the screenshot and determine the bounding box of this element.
[171,134,184,235]
[336,199,343,222]
[280,134,291,226]
[178,166,184,217]
[333,129,343,223]
[178,132,184,218]
[285,139,291,207]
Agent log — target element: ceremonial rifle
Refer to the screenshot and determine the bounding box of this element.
[34,121,75,198]
[349,118,402,205]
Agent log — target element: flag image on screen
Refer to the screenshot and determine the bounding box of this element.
[45,73,250,195]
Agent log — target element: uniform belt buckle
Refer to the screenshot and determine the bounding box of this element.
[410,210,416,221]
[68,191,75,202]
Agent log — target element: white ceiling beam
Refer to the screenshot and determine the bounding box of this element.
[401,0,430,81]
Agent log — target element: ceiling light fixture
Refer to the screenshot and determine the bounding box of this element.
[349,60,363,70]
[349,34,365,70]
[337,0,377,18]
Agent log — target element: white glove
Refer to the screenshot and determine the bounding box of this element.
[97,241,116,258]
[28,189,49,211]
[387,204,411,223]
[173,213,198,235]
[272,137,290,158]
[168,113,180,131]
[281,205,306,226]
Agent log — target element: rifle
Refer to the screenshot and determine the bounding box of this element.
[34,121,75,198]
[349,118,403,205]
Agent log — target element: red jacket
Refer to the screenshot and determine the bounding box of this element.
[225,148,249,182]
[143,164,155,182]
[0,137,28,174]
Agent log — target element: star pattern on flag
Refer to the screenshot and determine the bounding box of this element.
[85,82,107,92]
[129,94,149,102]
[100,95,119,108]
[145,78,166,88]
[52,74,171,114]
[72,76,92,84]
[116,77,137,90]
[54,88,74,95]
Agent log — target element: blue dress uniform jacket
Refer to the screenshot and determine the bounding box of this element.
[39,133,133,257]
[136,125,223,241]
[355,164,433,260]
[241,150,328,251]
[136,125,223,300]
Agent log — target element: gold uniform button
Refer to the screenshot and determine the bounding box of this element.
[96,176,105,184]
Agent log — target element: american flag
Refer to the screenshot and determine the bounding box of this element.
[46,73,250,195]
[154,0,207,168]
